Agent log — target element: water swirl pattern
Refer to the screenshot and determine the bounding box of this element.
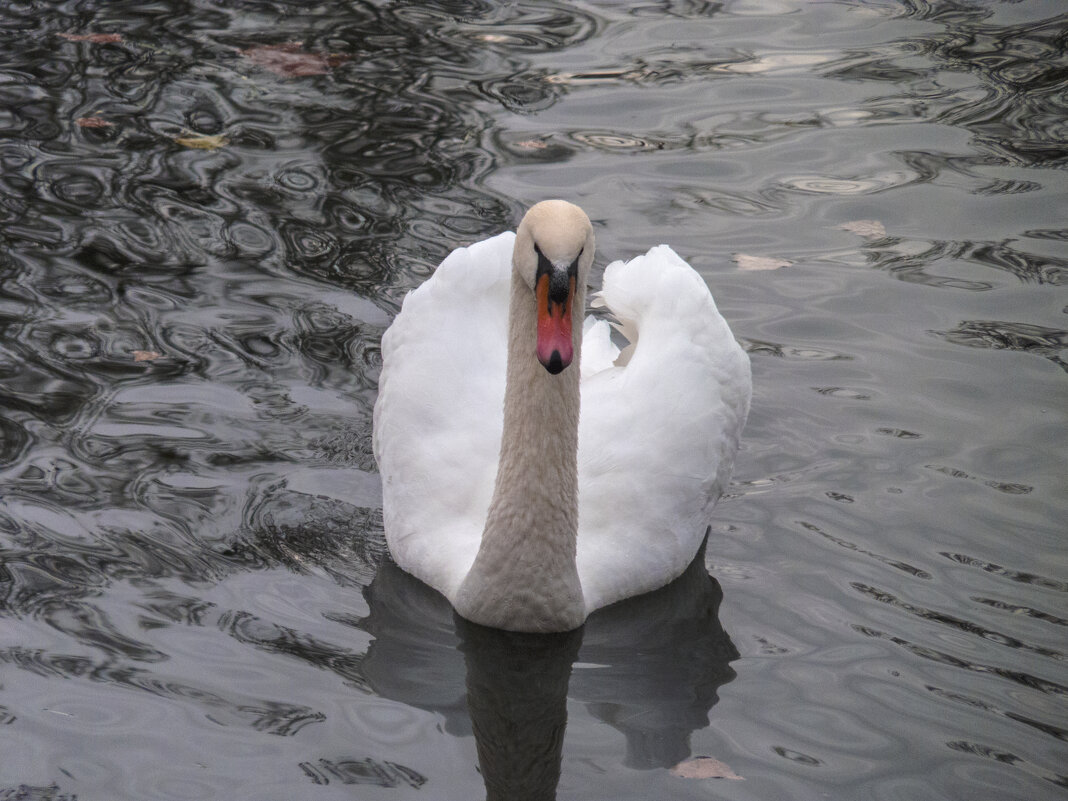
[0,1,1065,799]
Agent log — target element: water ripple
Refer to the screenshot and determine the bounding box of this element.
[0,1,1065,798]
[0,646,324,737]
[931,320,1068,372]
[797,520,931,579]
[853,625,1068,697]
[927,684,1068,743]
[299,758,427,789]
[946,740,1068,789]
[940,553,1068,594]
[851,582,1065,661]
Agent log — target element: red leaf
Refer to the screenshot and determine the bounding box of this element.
[59,33,123,43]
[240,43,350,78]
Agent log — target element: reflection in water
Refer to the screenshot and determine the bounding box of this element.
[932,320,1068,373]
[460,623,581,801]
[362,546,736,799]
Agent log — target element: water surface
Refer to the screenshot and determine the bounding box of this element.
[0,1,1065,799]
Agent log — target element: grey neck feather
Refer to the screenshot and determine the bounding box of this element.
[453,264,586,632]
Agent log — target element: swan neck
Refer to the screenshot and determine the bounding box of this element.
[454,267,586,632]
[498,274,582,499]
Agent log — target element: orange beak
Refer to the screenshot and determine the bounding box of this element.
[535,271,575,374]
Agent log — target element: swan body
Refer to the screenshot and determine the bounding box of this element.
[373,201,751,632]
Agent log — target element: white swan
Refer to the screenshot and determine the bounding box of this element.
[373,200,751,632]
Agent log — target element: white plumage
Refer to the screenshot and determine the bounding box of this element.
[373,201,751,632]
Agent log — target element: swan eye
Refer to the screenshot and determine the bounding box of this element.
[533,243,582,276]
[534,243,553,279]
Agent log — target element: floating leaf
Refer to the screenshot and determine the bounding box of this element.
[545,69,628,86]
[721,52,837,75]
[671,757,744,780]
[839,219,887,239]
[174,132,229,150]
[132,350,162,362]
[77,117,114,128]
[59,32,123,44]
[735,253,792,271]
[240,43,350,78]
[514,140,548,150]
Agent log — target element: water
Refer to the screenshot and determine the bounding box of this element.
[0,1,1065,799]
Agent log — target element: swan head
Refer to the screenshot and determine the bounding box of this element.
[513,200,595,375]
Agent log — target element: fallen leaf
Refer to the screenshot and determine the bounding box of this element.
[132,350,162,362]
[514,140,548,149]
[174,132,229,150]
[545,69,628,86]
[240,43,350,78]
[735,253,792,271]
[671,757,744,780]
[838,219,887,239]
[77,117,114,128]
[721,52,837,75]
[59,32,123,44]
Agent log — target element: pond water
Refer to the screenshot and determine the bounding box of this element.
[0,1,1065,799]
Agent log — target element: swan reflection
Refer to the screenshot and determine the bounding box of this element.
[361,542,737,799]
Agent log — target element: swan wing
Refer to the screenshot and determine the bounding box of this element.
[576,245,752,613]
[580,316,620,378]
[373,232,515,599]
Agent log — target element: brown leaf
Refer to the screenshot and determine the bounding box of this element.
[514,140,548,150]
[77,117,114,128]
[59,33,123,44]
[735,253,792,271]
[671,757,744,780]
[240,43,350,78]
[132,350,161,362]
[838,219,887,239]
[174,132,229,150]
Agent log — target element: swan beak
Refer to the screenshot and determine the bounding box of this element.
[535,270,575,374]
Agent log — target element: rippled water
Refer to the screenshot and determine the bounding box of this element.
[1,1,1065,799]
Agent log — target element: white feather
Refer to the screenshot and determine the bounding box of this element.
[373,223,751,627]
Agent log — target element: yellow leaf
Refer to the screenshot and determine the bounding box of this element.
[174,133,229,150]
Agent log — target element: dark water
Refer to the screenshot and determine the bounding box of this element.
[1,1,1065,799]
